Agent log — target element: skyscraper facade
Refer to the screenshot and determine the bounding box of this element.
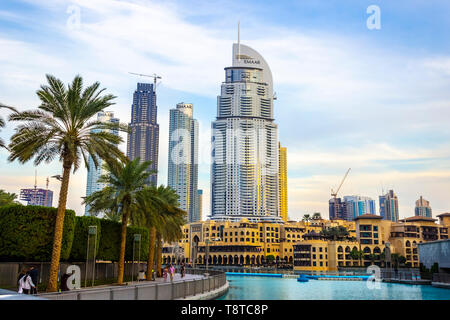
[168,103,199,222]
[379,190,399,222]
[127,83,159,186]
[85,111,119,216]
[343,195,376,220]
[329,197,348,220]
[19,188,53,207]
[196,189,203,222]
[415,196,432,218]
[278,142,288,222]
[211,43,280,223]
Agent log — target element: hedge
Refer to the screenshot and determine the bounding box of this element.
[0,205,76,262]
[68,216,102,261]
[0,206,149,262]
[97,219,149,262]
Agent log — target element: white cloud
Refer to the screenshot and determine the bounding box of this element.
[1,0,450,219]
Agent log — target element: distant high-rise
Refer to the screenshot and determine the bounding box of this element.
[343,195,376,220]
[210,41,280,223]
[329,197,347,220]
[20,188,53,207]
[127,83,159,185]
[85,111,119,216]
[379,190,399,222]
[168,103,199,222]
[195,189,203,222]
[415,196,432,218]
[278,142,288,222]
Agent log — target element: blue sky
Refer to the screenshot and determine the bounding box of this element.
[1,0,450,220]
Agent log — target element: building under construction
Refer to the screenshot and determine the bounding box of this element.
[19,188,53,207]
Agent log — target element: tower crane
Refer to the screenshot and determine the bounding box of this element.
[128,72,162,89]
[331,168,351,219]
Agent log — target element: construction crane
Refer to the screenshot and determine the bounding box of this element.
[128,72,162,89]
[331,168,351,219]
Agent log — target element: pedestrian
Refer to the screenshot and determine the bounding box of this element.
[169,264,175,282]
[138,269,146,281]
[163,267,168,282]
[28,266,39,294]
[18,268,35,294]
[180,262,185,278]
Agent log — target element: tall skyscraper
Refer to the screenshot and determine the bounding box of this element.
[168,103,199,222]
[343,195,376,220]
[415,196,432,218]
[278,142,288,222]
[127,83,159,186]
[379,190,399,222]
[210,42,281,223]
[85,111,119,216]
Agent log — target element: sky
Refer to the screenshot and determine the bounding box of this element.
[0,0,450,220]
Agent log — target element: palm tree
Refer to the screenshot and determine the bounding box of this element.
[0,189,20,206]
[154,186,186,277]
[0,103,18,149]
[302,214,311,222]
[85,157,152,284]
[8,75,126,292]
[132,185,169,280]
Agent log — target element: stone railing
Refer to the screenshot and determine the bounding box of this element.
[37,269,227,300]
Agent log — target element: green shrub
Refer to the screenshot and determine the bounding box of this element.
[97,219,149,262]
[0,205,75,262]
[125,226,149,261]
[69,216,102,261]
[97,219,121,261]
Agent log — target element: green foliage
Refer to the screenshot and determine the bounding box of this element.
[266,255,275,263]
[97,219,121,261]
[0,190,20,207]
[320,226,349,240]
[69,216,102,261]
[0,205,75,261]
[96,219,149,262]
[430,262,439,274]
[125,226,149,261]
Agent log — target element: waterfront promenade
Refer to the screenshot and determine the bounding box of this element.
[36,269,228,300]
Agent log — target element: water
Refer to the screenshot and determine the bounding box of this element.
[219,275,450,300]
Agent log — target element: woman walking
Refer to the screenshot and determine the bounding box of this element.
[169,264,175,282]
[18,268,35,294]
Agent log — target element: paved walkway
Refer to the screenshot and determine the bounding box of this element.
[53,273,205,292]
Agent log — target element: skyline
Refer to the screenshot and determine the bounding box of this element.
[1,0,450,220]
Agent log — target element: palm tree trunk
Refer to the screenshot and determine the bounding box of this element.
[47,162,71,292]
[146,227,156,280]
[156,233,162,277]
[117,204,129,284]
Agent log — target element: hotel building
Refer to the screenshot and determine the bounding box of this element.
[210,42,281,223]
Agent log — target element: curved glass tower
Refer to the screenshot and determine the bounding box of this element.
[211,43,281,223]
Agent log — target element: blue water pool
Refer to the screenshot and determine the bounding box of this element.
[218,275,450,300]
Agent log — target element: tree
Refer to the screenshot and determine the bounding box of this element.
[84,157,152,284]
[132,185,182,280]
[312,212,322,220]
[350,248,364,266]
[8,75,126,292]
[391,253,407,269]
[320,226,349,241]
[153,186,186,277]
[0,103,18,150]
[0,190,20,207]
[302,214,311,222]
